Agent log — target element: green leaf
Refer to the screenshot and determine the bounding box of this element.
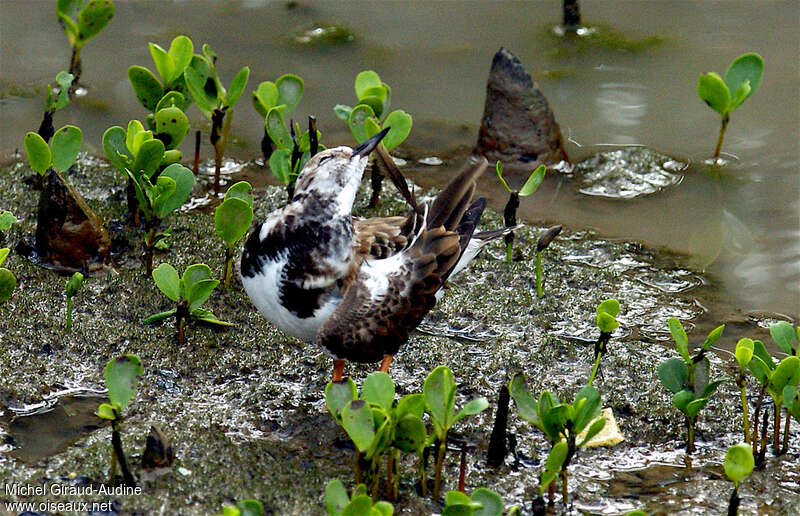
[729,80,751,112]
[325,378,358,422]
[578,417,607,448]
[128,65,165,111]
[342,495,373,516]
[333,104,352,121]
[702,324,725,351]
[372,501,393,516]
[222,506,241,516]
[341,400,376,452]
[167,36,194,81]
[596,312,619,334]
[132,138,165,177]
[104,354,143,412]
[24,132,52,175]
[747,355,771,386]
[268,149,292,185]
[667,317,691,362]
[157,164,195,217]
[724,443,754,484]
[53,71,74,110]
[142,308,177,324]
[266,107,293,150]
[347,104,375,145]
[0,248,8,266]
[357,95,385,119]
[672,389,695,413]
[191,309,233,326]
[393,414,426,453]
[735,338,754,369]
[445,491,472,507]
[572,385,602,433]
[596,298,620,317]
[471,488,503,516]
[226,66,250,106]
[752,340,776,371]
[361,372,395,412]
[325,479,349,516]
[184,58,216,115]
[684,397,708,420]
[96,403,117,420]
[182,263,212,293]
[724,53,763,109]
[65,271,84,297]
[0,212,17,232]
[149,42,174,85]
[253,81,279,117]
[0,268,16,303]
[76,0,114,43]
[701,379,725,399]
[537,391,563,442]
[697,71,731,115]
[768,356,800,394]
[658,357,688,394]
[187,279,219,311]
[235,500,263,516]
[454,397,489,424]
[364,117,382,139]
[161,149,182,166]
[276,74,304,113]
[102,126,132,171]
[152,263,180,301]
[215,198,253,248]
[225,181,253,206]
[57,0,81,19]
[381,110,412,151]
[424,365,456,433]
[539,441,567,495]
[770,321,797,355]
[153,106,189,150]
[354,70,382,100]
[519,164,546,197]
[125,120,145,154]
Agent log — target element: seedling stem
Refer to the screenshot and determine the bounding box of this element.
[713,113,730,162]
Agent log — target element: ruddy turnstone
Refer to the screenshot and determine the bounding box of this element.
[240,128,503,381]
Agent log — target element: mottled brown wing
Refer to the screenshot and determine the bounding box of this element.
[353,215,417,260]
[317,226,460,363]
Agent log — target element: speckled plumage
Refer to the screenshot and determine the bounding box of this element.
[240,130,497,371]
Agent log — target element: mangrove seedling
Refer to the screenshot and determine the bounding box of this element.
[37,71,74,144]
[215,181,254,286]
[96,354,143,486]
[266,112,323,199]
[657,318,725,453]
[184,44,250,195]
[724,443,754,516]
[588,299,620,385]
[442,487,510,516]
[744,326,800,456]
[325,480,393,516]
[495,162,546,264]
[424,365,489,500]
[0,248,16,304]
[535,225,562,298]
[144,262,232,345]
[214,500,264,516]
[509,374,605,505]
[533,441,568,512]
[128,35,194,117]
[697,53,764,162]
[734,338,754,445]
[56,0,115,83]
[325,372,428,500]
[24,124,82,177]
[0,211,17,246]
[64,271,84,332]
[252,74,304,163]
[335,70,412,207]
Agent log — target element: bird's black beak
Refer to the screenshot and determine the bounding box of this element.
[353,127,390,158]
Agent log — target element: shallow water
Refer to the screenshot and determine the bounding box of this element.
[1,0,798,319]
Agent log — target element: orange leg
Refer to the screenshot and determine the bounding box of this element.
[378,355,394,373]
[332,359,346,383]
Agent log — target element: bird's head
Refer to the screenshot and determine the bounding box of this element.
[292,127,390,206]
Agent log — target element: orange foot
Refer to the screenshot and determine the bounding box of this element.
[332,359,346,383]
[378,355,394,373]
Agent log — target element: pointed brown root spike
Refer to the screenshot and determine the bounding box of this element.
[487,385,510,467]
[309,116,318,157]
[193,130,201,175]
[332,359,346,383]
[379,355,394,373]
[458,446,467,492]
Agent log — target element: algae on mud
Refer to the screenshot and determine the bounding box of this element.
[0,155,798,515]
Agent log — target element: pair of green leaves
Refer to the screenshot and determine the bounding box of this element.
[24,125,82,176]
[658,318,725,421]
[697,53,763,117]
[215,181,254,250]
[97,354,143,421]
[65,271,84,298]
[724,443,754,486]
[144,263,231,327]
[596,299,620,334]
[442,488,506,516]
[0,211,18,233]
[184,44,250,116]
[215,500,264,516]
[129,35,194,112]
[103,117,187,179]
[45,71,74,112]
[424,365,489,442]
[335,71,412,153]
[253,74,304,119]
[57,0,114,49]
[509,374,606,446]
[128,163,195,222]
[738,329,800,414]
[325,480,393,516]
[495,162,546,197]
[0,248,16,304]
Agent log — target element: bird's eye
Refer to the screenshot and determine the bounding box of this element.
[318,156,331,165]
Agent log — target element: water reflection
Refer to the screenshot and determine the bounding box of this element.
[596,82,647,128]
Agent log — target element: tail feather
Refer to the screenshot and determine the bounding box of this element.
[428,156,488,231]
